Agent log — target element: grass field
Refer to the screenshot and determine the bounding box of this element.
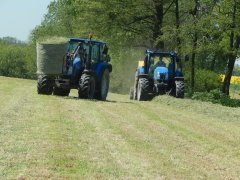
[230,84,240,99]
[0,76,240,179]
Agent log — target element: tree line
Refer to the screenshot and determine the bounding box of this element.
[0,38,36,79]
[1,0,240,95]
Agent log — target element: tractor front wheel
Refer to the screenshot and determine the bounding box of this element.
[37,75,53,95]
[175,81,184,98]
[137,78,149,101]
[78,74,95,99]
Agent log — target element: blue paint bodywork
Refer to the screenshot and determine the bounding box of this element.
[175,69,183,77]
[154,67,168,81]
[138,67,145,75]
[132,49,185,99]
[95,61,109,77]
[66,38,111,84]
[136,50,183,80]
[72,57,81,80]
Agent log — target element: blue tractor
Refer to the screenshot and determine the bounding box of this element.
[130,50,186,101]
[37,37,112,100]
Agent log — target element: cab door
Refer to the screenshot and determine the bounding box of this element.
[91,44,100,68]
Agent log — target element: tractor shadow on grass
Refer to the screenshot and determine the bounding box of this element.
[105,100,134,104]
[63,96,134,104]
[64,96,79,100]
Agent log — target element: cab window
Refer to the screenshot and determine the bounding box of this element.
[91,45,99,62]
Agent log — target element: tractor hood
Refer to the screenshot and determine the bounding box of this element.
[154,67,168,81]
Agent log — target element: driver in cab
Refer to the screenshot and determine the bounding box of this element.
[149,56,166,77]
[154,56,166,67]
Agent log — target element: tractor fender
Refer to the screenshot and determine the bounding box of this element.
[138,74,149,79]
[95,63,112,77]
[82,69,95,76]
[96,63,112,82]
[175,69,183,77]
[106,64,112,73]
[94,64,111,92]
[137,67,145,75]
[174,77,184,81]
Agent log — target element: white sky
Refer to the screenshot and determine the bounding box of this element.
[236,59,240,66]
[0,0,52,41]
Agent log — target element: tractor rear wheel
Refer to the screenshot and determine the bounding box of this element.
[78,74,95,99]
[175,81,184,98]
[37,76,53,95]
[53,87,70,96]
[137,78,149,101]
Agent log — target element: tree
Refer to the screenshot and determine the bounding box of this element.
[29,0,240,94]
[222,0,240,95]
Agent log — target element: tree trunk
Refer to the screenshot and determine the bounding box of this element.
[190,1,199,94]
[153,0,164,49]
[210,55,216,71]
[222,0,238,95]
[175,0,182,70]
[222,54,236,95]
[191,32,197,93]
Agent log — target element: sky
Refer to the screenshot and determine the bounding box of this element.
[236,59,240,66]
[0,0,52,42]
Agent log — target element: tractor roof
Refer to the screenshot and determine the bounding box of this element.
[68,38,106,45]
[145,49,177,56]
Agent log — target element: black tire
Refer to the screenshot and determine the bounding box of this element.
[37,76,53,95]
[133,71,138,100]
[98,69,110,101]
[53,87,70,96]
[137,78,149,101]
[175,81,184,98]
[78,74,95,99]
[129,87,134,100]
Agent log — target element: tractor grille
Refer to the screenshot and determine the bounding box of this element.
[159,73,166,79]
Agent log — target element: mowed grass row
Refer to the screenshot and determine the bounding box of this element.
[0,76,239,179]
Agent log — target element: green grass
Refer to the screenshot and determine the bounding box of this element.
[0,76,240,179]
[230,84,240,99]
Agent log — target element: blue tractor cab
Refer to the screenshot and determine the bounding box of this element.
[130,50,185,100]
[37,36,112,100]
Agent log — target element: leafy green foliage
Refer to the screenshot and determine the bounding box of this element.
[184,68,222,92]
[192,89,240,107]
[0,40,36,79]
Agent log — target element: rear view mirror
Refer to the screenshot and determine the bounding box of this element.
[102,45,109,55]
[106,55,111,62]
[184,54,189,61]
[176,56,181,63]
